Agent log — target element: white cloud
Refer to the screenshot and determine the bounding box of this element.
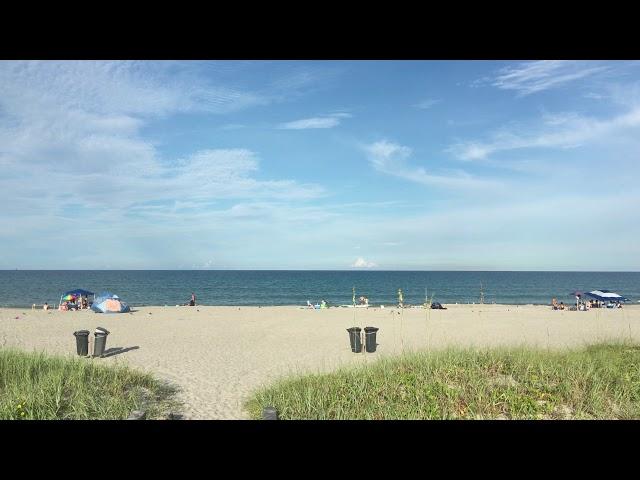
[413,98,441,109]
[279,117,340,129]
[364,140,497,189]
[490,60,608,96]
[352,257,377,268]
[450,106,640,161]
[0,61,270,118]
[0,61,327,229]
[278,112,351,130]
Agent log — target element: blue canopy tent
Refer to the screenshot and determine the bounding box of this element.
[584,290,629,304]
[59,289,95,308]
[91,292,130,314]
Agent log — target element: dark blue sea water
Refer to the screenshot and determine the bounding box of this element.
[0,271,638,308]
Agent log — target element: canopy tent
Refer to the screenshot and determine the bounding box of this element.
[91,292,130,314]
[62,289,94,297]
[584,290,629,303]
[59,288,95,307]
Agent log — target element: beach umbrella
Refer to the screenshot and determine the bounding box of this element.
[352,286,356,307]
[62,294,77,301]
[398,288,404,307]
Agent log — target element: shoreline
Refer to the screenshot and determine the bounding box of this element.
[5,301,637,310]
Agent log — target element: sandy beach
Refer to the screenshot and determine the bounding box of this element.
[2,304,639,419]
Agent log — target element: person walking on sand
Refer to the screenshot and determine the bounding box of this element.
[190,292,196,306]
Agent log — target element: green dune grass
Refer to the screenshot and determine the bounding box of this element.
[0,349,179,420]
[246,342,640,419]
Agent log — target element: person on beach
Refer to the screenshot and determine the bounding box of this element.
[189,292,196,306]
[43,302,49,310]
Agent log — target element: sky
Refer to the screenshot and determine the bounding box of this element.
[1,60,639,270]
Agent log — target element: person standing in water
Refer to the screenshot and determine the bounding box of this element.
[190,292,196,306]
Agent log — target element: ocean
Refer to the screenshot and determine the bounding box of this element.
[0,270,638,308]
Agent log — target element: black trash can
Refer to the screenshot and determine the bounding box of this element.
[364,327,379,353]
[73,330,90,356]
[346,327,362,353]
[93,327,110,357]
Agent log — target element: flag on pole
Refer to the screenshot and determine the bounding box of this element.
[352,286,356,307]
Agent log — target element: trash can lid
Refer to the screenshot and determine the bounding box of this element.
[347,327,362,332]
[364,326,379,332]
[95,327,110,335]
[73,330,90,335]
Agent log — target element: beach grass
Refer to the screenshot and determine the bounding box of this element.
[245,342,640,419]
[0,348,179,420]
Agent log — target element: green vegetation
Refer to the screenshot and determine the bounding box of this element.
[246,342,640,419]
[0,349,180,420]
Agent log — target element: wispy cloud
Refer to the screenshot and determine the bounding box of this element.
[278,112,351,130]
[488,61,609,96]
[413,98,441,109]
[364,140,497,189]
[219,123,246,130]
[0,61,327,225]
[351,257,377,268]
[0,61,273,118]
[450,106,640,160]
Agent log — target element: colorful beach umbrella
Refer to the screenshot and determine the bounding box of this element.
[62,294,77,301]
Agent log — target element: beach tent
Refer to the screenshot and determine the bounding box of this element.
[91,292,130,314]
[584,290,629,303]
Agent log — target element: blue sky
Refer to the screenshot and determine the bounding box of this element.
[1,60,639,270]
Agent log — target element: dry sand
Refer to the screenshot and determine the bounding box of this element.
[2,304,639,419]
